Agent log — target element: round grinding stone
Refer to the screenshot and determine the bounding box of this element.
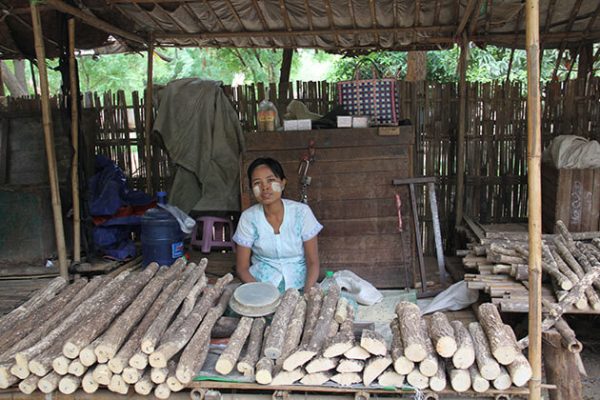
[229,282,281,317]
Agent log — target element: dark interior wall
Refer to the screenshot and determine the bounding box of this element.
[0,110,72,264]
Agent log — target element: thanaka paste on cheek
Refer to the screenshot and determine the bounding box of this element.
[252,185,261,198]
[271,182,283,192]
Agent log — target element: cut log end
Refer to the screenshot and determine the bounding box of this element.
[331,372,362,386]
[58,375,81,394]
[271,368,305,385]
[82,371,98,394]
[255,358,274,385]
[18,375,40,394]
[149,352,167,369]
[11,363,31,379]
[449,368,471,392]
[406,369,429,390]
[167,376,185,392]
[53,356,70,376]
[363,355,393,387]
[62,342,80,360]
[282,349,316,371]
[109,374,129,395]
[123,367,143,384]
[300,371,332,386]
[344,345,371,360]
[377,370,405,387]
[129,352,148,370]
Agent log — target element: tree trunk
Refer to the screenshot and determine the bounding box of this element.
[140,264,205,354]
[161,274,208,340]
[109,279,179,373]
[307,284,341,355]
[278,298,307,362]
[154,382,171,399]
[215,316,253,375]
[468,322,501,380]
[150,274,233,369]
[255,357,274,385]
[395,301,427,362]
[390,318,414,374]
[165,361,184,392]
[237,317,266,376]
[428,312,457,358]
[173,285,235,382]
[450,320,475,369]
[263,289,300,359]
[363,355,392,386]
[477,303,518,365]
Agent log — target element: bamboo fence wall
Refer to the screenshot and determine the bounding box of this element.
[3,78,598,254]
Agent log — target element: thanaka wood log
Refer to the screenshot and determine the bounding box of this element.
[81,369,98,394]
[553,237,586,278]
[300,371,332,385]
[67,358,86,377]
[307,284,341,354]
[450,320,475,369]
[330,372,362,386]
[469,365,489,393]
[0,279,86,355]
[263,289,301,359]
[334,297,349,323]
[0,277,67,338]
[160,273,208,341]
[420,320,439,378]
[108,374,129,394]
[237,317,266,376]
[553,318,582,353]
[363,355,392,386]
[468,322,501,380]
[541,244,573,290]
[122,366,142,384]
[270,368,305,385]
[429,362,447,392]
[37,371,61,393]
[140,265,204,354]
[327,320,340,337]
[255,327,273,384]
[337,358,364,373]
[151,365,168,384]
[63,265,160,359]
[95,263,181,361]
[395,301,427,362]
[79,337,101,367]
[389,318,414,374]
[215,316,254,375]
[278,299,307,361]
[323,304,354,358]
[52,355,70,375]
[11,361,30,378]
[174,285,236,382]
[477,303,518,365]
[18,373,39,394]
[550,247,580,288]
[406,368,429,390]
[428,312,457,358]
[300,286,323,346]
[492,365,511,390]
[305,356,339,374]
[58,374,81,394]
[128,351,148,370]
[507,352,532,387]
[152,273,234,369]
[134,370,154,395]
[12,274,123,368]
[344,345,371,360]
[155,382,171,399]
[360,329,387,356]
[92,363,112,386]
[29,340,67,377]
[377,369,405,387]
[165,361,183,392]
[109,279,179,373]
[0,367,18,389]
[448,366,471,392]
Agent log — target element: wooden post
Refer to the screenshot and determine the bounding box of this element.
[0,62,4,96]
[542,330,582,399]
[525,0,542,399]
[455,34,468,229]
[68,19,81,263]
[144,34,154,195]
[30,2,69,279]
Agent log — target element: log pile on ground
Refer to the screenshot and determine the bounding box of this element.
[0,262,533,397]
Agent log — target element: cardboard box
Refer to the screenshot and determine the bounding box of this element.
[297,119,312,130]
[337,116,352,128]
[352,116,369,128]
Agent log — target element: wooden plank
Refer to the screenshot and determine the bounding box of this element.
[319,217,401,236]
[310,198,396,220]
[243,145,411,164]
[542,330,583,400]
[555,168,572,231]
[591,169,600,231]
[0,117,8,185]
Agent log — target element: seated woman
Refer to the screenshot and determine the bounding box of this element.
[233,157,322,292]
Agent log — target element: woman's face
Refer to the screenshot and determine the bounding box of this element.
[251,164,286,205]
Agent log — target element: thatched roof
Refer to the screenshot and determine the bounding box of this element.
[1,0,599,59]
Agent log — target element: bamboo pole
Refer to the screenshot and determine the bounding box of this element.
[455,33,469,229]
[68,18,81,263]
[525,0,542,399]
[144,34,154,195]
[30,2,69,280]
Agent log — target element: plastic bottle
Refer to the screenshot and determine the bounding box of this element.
[320,270,337,292]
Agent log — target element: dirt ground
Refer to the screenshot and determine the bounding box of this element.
[582,345,600,400]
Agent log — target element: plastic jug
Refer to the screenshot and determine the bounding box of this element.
[141,192,185,267]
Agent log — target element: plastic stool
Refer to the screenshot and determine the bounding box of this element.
[191,216,236,254]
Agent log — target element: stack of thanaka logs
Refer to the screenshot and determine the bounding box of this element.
[211,284,531,394]
[461,220,600,315]
[0,257,242,399]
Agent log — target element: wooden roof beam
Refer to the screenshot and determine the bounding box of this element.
[455,0,478,37]
[44,0,146,44]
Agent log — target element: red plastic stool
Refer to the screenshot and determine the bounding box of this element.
[191,216,236,254]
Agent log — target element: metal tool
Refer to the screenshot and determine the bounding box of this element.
[297,140,316,204]
[392,177,448,298]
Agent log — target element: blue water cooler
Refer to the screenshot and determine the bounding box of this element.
[141,192,185,267]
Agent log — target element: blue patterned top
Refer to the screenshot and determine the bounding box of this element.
[233,199,323,291]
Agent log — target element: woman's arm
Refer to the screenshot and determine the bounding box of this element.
[235,245,257,283]
[303,236,320,292]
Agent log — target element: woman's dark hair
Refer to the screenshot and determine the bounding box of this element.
[247,157,286,187]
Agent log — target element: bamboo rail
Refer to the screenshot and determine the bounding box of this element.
[68,19,81,263]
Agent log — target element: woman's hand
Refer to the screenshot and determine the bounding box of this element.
[235,245,257,283]
[303,236,320,292]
